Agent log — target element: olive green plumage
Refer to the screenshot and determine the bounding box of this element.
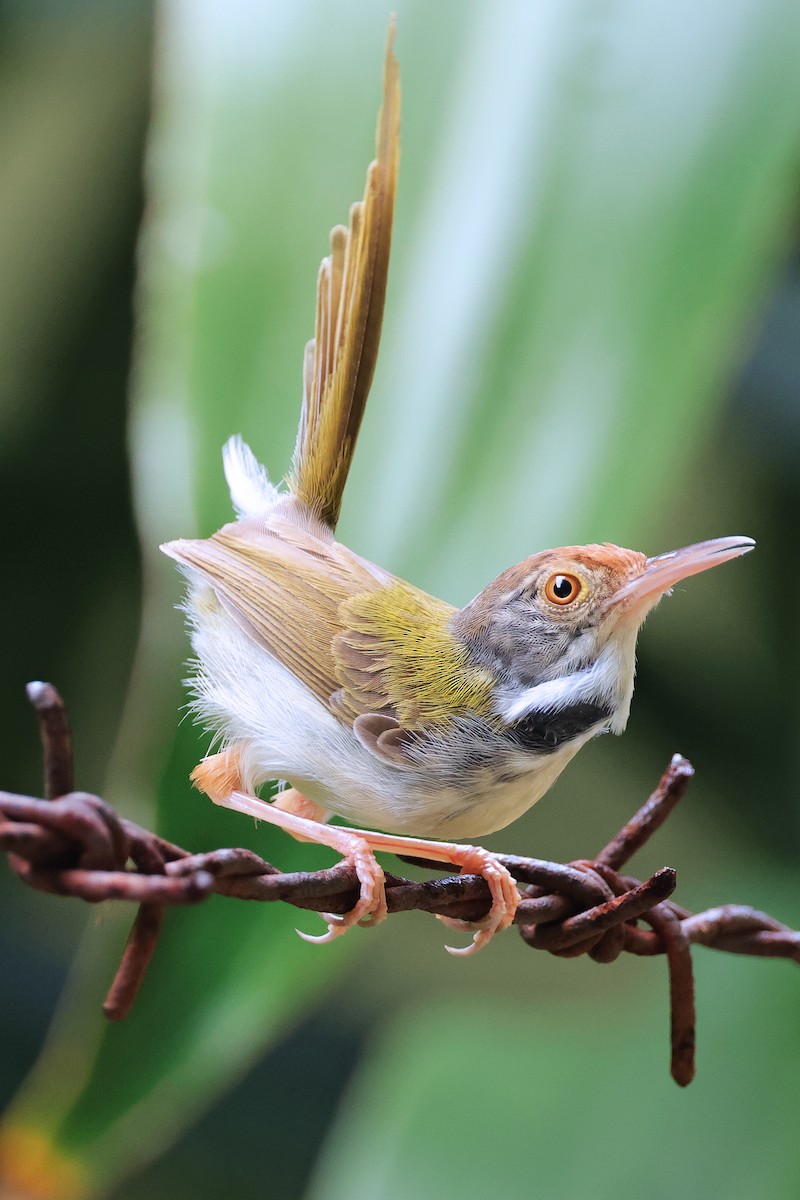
[334,583,495,727]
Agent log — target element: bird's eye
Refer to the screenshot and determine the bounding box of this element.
[544,572,583,606]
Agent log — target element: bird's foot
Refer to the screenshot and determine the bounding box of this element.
[299,832,387,944]
[207,786,388,944]
[343,827,521,956]
[435,845,520,956]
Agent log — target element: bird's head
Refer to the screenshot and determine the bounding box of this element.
[453,535,754,737]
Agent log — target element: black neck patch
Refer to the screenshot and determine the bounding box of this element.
[507,700,613,755]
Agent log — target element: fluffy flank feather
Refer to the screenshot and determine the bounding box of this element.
[223,435,279,517]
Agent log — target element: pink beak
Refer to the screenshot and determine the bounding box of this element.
[613,535,755,609]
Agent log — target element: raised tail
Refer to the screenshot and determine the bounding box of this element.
[288,20,400,533]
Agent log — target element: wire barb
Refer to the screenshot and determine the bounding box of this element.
[2,686,798,1079]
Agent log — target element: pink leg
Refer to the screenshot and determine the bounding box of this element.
[192,753,368,940]
[215,789,387,943]
[273,787,330,836]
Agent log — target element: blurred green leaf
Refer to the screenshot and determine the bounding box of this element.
[307,949,800,1200]
[2,0,799,1195]
[343,0,800,598]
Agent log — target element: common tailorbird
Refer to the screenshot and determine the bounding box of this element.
[162,25,753,953]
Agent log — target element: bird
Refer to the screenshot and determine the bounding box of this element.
[161,24,754,955]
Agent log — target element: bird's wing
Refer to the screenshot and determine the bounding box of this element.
[288,22,400,532]
[164,520,388,708]
[163,521,494,766]
[331,583,496,766]
[331,584,493,725]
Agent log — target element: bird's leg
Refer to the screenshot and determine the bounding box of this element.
[220,789,387,940]
[190,745,245,801]
[192,761,387,941]
[192,748,330,830]
[270,788,363,935]
[192,750,516,953]
[273,786,330,834]
[342,826,520,956]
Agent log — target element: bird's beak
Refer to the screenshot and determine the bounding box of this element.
[612,535,755,610]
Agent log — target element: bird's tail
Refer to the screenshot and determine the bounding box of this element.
[287,20,400,533]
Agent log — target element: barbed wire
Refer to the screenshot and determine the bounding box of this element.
[2,683,798,1085]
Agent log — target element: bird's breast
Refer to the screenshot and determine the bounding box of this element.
[393,705,611,839]
[400,740,585,840]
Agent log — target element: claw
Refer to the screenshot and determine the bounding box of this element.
[296,922,348,945]
[296,842,387,945]
[437,847,520,955]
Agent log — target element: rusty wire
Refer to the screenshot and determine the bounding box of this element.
[2,684,798,1086]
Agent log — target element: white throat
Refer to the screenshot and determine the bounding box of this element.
[496,631,638,735]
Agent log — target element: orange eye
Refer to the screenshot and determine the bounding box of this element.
[544,572,583,606]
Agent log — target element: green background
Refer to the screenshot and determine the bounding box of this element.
[1,1,799,1197]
